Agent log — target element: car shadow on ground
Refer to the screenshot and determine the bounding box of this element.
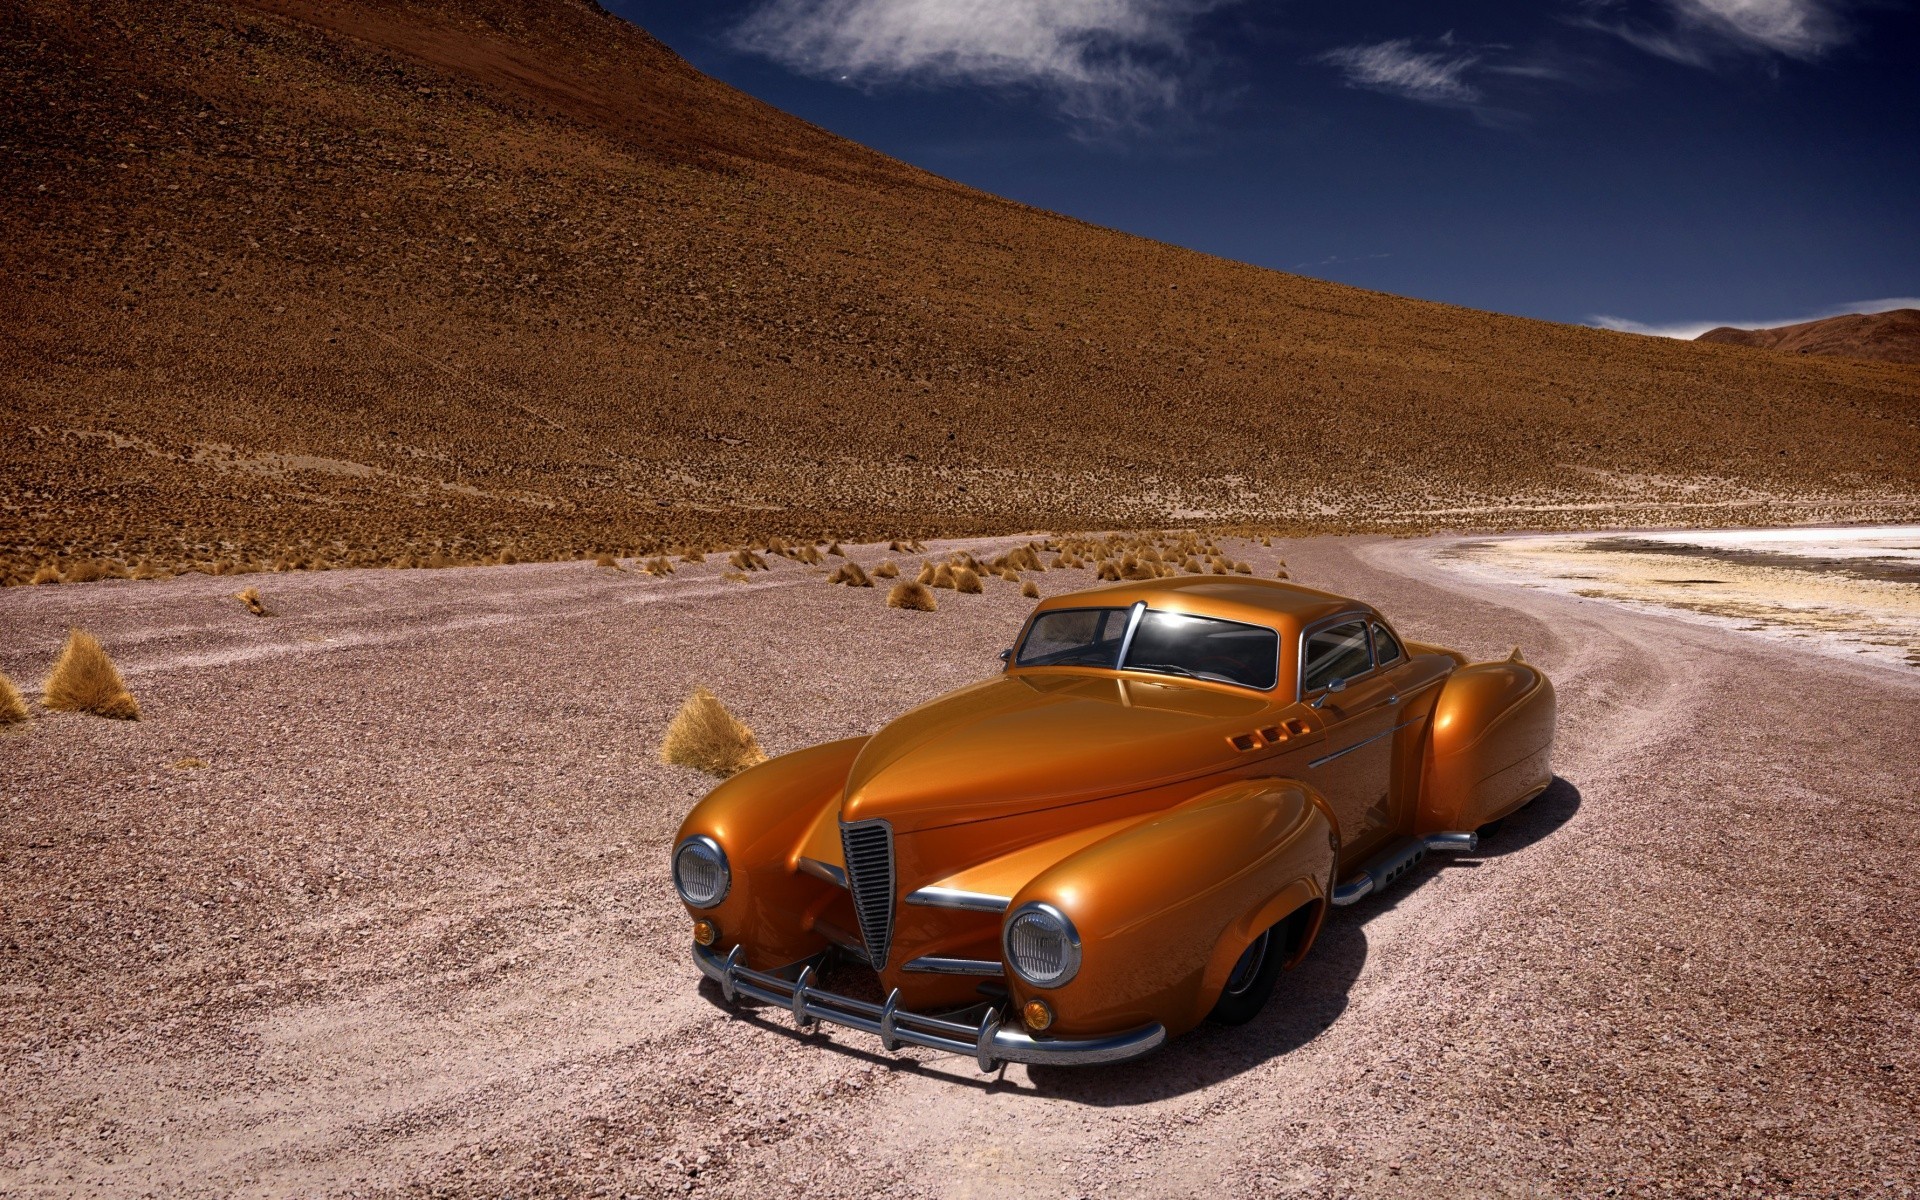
[695,777,1583,1100]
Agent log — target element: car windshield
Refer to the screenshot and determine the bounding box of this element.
[1015,606,1279,690]
[1016,608,1134,668]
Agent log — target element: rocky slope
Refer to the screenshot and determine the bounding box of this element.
[3,0,1917,581]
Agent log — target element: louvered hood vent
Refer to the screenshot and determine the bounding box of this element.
[839,819,896,969]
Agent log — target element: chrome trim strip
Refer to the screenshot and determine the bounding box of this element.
[1307,719,1415,769]
[903,955,1006,977]
[1423,831,1479,853]
[798,856,847,888]
[904,886,1013,913]
[694,942,1165,1069]
[1113,599,1147,670]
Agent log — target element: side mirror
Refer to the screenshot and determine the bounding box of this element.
[998,648,1012,664]
[1309,677,1347,709]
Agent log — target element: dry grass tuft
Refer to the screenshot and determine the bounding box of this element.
[915,562,936,585]
[31,565,61,585]
[827,541,845,557]
[1181,556,1202,573]
[953,566,983,594]
[679,549,707,564]
[644,556,675,576]
[1096,559,1120,581]
[828,562,873,587]
[594,552,621,569]
[1021,580,1040,599]
[722,570,752,583]
[1275,567,1291,579]
[887,580,938,611]
[42,629,140,720]
[1233,561,1253,574]
[873,561,900,578]
[729,549,769,572]
[171,756,207,769]
[235,586,272,617]
[931,563,958,589]
[998,567,1020,583]
[0,670,27,725]
[660,687,767,778]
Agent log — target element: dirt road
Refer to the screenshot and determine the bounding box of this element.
[2,537,1916,1198]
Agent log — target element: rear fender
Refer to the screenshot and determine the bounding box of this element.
[674,736,867,965]
[1419,658,1555,833]
[1005,778,1336,1040]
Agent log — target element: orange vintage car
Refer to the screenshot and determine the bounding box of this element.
[672,577,1555,1069]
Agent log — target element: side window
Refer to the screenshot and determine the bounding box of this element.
[1371,623,1403,666]
[1302,620,1372,693]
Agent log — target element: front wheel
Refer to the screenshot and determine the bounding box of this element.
[1208,908,1309,1025]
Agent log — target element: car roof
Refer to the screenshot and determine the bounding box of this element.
[1031,576,1366,634]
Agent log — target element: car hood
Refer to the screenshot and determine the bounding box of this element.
[840,671,1273,833]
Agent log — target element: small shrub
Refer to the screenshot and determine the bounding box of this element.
[660,687,767,778]
[1096,559,1120,581]
[42,629,140,720]
[931,564,958,589]
[916,562,936,585]
[1234,561,1253,574]
[644,556,675,576]
[873,561,900,579]
[1021,580,1040,599]
[953,567,983,594]
[235,587,272,617]
[827,541,845,557]
[887,581,937,611]
[1275,568,1291,579]
[30,565,61,586]
[729,549,768,572]
[828,562,873,587]
[0,670,26,725]
[679,549,706,564]
[1180,556,1202,573]
[594,553,620,569]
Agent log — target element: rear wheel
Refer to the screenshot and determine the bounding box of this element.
[1208,908,1309,1025]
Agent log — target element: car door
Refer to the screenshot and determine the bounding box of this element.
[1300,617,1399,865]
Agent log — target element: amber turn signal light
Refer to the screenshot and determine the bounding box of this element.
[692,919,718,946]
[1022,999,1054,1031]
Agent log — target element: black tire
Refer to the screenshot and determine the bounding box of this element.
[1208,908,1309,1025]
[1477,816,1507,842]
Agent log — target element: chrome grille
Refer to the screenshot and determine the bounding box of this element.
[840,819,896,969]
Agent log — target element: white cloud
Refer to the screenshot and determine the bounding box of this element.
[1582,0,1854,66]
[1317,37,1482,105]
[729,0,1225,127]
[1588,296,1920,340]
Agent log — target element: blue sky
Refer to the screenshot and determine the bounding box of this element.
[606,0,1918,334]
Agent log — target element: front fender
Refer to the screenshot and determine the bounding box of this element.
[674,736,867,965]
[1006,777,1336,1040]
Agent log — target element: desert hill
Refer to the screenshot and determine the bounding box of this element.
[2,0,1917,581]
[1696,308,1920,365]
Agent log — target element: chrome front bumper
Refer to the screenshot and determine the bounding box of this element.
[693,942,1166,1071]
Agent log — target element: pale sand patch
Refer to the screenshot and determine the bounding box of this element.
[1436,524,1920,671]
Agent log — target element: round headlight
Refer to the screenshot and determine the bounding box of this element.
[1003,901,1082,988]
[673,835,730,908]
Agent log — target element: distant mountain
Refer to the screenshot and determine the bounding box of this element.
[1697,309,1920,365]
[2,0,1917,580]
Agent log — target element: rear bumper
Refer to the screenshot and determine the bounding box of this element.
[694,941,1166,1071]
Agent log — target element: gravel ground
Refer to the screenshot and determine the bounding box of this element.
[1,536,1916,1199]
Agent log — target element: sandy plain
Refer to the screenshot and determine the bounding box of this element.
[1,535,1917,1198]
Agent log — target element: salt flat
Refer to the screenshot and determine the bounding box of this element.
[1438,524,1920,673]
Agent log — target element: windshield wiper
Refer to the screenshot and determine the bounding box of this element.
[1130,661,1239,685]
